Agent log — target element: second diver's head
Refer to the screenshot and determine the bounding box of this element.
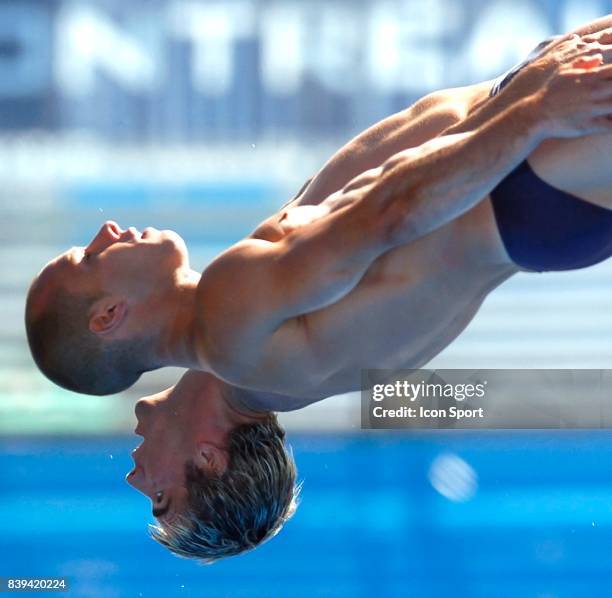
[127,370,300,563]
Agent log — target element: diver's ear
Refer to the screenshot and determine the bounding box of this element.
[195,443,229,476]
[88,297,128,336]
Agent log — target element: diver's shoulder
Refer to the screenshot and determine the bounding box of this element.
[195,239,281,373]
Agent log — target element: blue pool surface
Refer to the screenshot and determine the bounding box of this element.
[3,432,612,597]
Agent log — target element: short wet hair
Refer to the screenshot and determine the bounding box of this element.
[25,284,151,395]
[149,414,300,563]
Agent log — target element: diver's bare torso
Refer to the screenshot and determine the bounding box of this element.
[196,84,520,400]
[245,188,515,400]
[196,66,612,401]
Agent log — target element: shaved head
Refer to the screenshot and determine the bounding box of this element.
[25,221,193,395]
[25,255,152,395]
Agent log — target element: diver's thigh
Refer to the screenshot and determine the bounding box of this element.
[527,133,612,209]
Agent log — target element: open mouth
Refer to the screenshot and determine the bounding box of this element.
[125,463,143,480]
[126,443,144,480]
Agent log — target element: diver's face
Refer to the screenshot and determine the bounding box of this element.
[36,220,189,302]
[126,372,235,525]
[127,393,190,523]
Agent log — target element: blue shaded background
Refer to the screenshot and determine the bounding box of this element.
[4,433,612,597]
[5,0,612,595]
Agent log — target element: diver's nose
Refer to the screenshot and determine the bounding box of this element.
[85,221,122,256]
[134,398,156,426]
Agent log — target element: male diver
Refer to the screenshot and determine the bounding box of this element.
[24,17,612,561]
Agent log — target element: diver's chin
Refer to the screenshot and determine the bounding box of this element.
[160,230,189,269]
[161,229,185,247]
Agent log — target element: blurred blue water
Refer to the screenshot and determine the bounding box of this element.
[3,432,612,598]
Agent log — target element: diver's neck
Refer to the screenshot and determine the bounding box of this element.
[154,268,205,370]
[223,383,275,418]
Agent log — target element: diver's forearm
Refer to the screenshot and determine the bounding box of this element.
[442,82,520,137]
[371,97,544,247]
